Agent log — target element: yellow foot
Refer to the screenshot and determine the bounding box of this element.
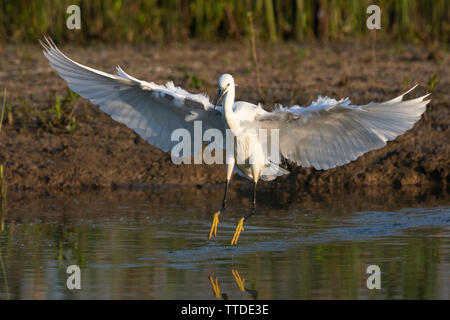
[208,275,221,298]
[232,269,245,291]
[208,211,221,239]
[231,218,245,245]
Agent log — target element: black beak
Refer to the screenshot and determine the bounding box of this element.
[213,88,226,109]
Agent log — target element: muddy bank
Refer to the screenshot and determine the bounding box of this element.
[0,41,448,192]
[5,184,449,218]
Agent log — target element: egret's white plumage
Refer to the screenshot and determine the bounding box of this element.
[40,37,430,244]
[255,86,430,170]
[40,38,224,156]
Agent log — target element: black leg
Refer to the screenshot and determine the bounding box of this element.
[208,179,229,239]
[231,182,257,245]
[244,182,257,221]
[220,179,229,210]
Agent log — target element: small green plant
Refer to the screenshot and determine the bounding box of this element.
[0,165,6,206]
[427,72,438,91]
[65,116,79,134]
[402,76,411,88]
[46,89,80,134]
[0,87,6,134]
[186,74,205,90]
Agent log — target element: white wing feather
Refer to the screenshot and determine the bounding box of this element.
[256,87,430,170]
[41,37,430,172]
[40,37,224,156]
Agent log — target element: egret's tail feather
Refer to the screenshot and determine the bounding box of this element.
[260,163,289,181]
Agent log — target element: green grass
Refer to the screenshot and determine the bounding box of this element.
[0,165,5,194]
[427,72,438,91]
[186,74,205,90]
[46,90,80,134]
[2,89,80,134]
[0,0,448,44]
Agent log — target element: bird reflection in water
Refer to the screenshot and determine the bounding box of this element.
[209,269,257,300]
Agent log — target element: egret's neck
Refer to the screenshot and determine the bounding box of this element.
[223,85,240,132]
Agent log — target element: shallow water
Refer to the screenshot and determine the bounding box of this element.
[0,187,449,299]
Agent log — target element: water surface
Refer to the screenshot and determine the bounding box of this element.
[0,186,449,299]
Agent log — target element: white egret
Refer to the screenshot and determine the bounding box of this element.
[40,37,430,245]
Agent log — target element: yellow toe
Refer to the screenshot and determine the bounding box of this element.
[208,275,221,298]
[208,211,221,239]
[231,218,245,245]
[232,269,246,291]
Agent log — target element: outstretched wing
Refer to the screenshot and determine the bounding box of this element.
[256,86,430,170]
[40,37,225,157]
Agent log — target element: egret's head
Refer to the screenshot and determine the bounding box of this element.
[218,73,234,89]
[214,74,234,108]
